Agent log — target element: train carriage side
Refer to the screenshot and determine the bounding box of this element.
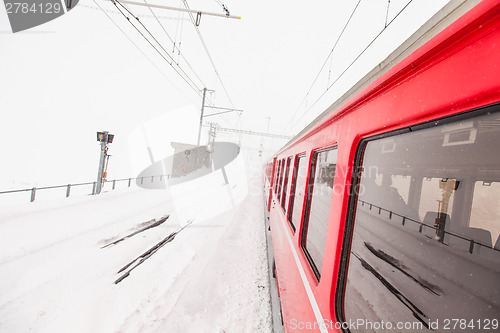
[266,1,500,332]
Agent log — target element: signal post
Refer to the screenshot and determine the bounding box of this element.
[96,131,114,194]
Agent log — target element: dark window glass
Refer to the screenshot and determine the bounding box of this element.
[288,155,306,232]
[282,157,292,211]
[343,109,500,332]
[275,160,281,195]
[302,147,338,280]
[278,159,285,202]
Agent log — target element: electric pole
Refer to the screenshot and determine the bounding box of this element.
[197,88,208,146]
[197,87,243,146]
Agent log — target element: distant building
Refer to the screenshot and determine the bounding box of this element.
[170,142,212,178]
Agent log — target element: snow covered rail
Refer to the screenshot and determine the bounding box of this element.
[114,220,194,284]
[101,215,170,249]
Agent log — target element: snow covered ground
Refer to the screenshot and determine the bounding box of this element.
[0,150,274,333]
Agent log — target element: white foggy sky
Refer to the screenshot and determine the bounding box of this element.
[0,0,450,188]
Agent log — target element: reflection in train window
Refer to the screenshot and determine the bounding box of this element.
[302,147,337,280]
[471,181,500,249]
[343,109,500,332]
[288,155,306,232]
[282,157,292,211]
[278,159,285,202]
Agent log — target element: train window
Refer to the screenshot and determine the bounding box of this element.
[340,108,500,332]
[301,147,338,280]
[274,160,281,195]
[277,159,285,202]
[288,154,306,232]
[282,157,292,211]
[470,181,500,249]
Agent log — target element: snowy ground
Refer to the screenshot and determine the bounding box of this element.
[0,151,273,333]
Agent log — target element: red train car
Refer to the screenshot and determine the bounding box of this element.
[264,1,500,332]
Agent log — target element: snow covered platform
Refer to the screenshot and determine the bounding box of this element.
[0,153,273,332]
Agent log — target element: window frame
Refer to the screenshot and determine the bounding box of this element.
[287,153,306,232]
[334,103,499,328]
[281,157,292,212]
[300,146,338,281]
[274,159,281,195]
[277,159,285,202]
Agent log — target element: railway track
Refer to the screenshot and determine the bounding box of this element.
[114,220,194,284]
[101,215,170,249]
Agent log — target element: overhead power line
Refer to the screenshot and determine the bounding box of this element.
[81,3,190,21]
[111,0,205,97]
[110,0,241,126]
[97,0,241,131]
[286,0,362,133]
[288,0,416,133]
[140,0,207,89]
[203,125,292,140]
[92,0,195,103]
[182,0,238,112]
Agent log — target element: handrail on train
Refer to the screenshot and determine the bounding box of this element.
[359,200,499,255]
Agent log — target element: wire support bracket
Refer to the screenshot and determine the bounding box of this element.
[107,0,241,21]
[195,12,201,26]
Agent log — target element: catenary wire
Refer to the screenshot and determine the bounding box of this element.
[140,0,207,89]
[102,0,239,130]
[81,3,188,21]
[288,0,415,133]
[286,0,363,133]
[182,0,237,113]
[114,0,201,91]
[113,0,203,97]
[92,0,196,104]
[136,0,237,129]
[178,0,230,127]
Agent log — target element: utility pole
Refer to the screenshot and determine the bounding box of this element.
[197,87,242,146]
[197,87,207,146]
[96,131,114,194]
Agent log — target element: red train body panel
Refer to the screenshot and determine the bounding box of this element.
[265,1,500,332]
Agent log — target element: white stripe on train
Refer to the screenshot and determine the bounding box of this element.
[276,203,328,333]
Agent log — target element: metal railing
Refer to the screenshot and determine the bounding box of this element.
[359,200,500,255]
[0,174,168,204]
